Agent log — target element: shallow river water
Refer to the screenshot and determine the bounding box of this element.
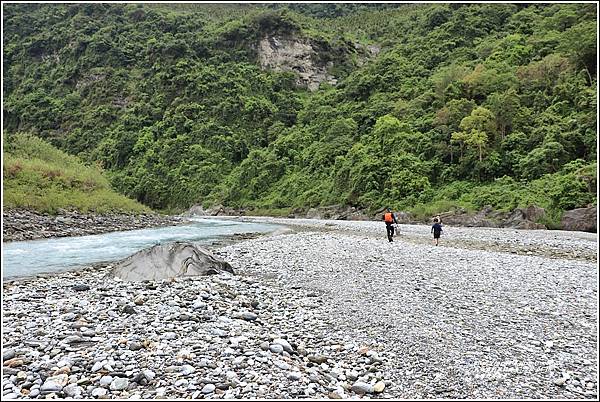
[2,217,279,279]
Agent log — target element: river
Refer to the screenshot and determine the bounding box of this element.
[2,217,280,279]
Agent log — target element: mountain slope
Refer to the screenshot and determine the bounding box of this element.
[3,133,151,214]
[2,3,597,221]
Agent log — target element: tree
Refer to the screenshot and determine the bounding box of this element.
[459,106,494,157]
[486,89,520,141]
[558,20,597,84]
[465,129,488,162]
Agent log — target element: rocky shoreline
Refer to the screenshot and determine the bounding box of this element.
[2,209,188,242]
[187,203,598,233]
[2,218,597,399]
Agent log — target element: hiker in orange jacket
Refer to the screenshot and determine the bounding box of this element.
[383,208,398,242]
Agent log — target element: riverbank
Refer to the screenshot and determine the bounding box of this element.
[2,209,188,242]
[2,219,597,399]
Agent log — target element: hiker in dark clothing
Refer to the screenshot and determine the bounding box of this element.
[431,217,443,246]
[383,208,398,242]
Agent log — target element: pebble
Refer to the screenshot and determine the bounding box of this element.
[352,381,374,394]
[91,387,107,397]
[269,344,284,354]
[2,218,596,400]
[241,312,258,321]
[91,361,104,372]
[99,375,113,387]
[109,377,129,391]
[288,372,302,381]
[180,365,195,375]
[142,370,155,381]
[373,381,385,393]
[273,338,294,353]
[2,350,16,362]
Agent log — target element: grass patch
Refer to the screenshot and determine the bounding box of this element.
[3,133,151,214]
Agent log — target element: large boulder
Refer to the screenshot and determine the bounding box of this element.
[107,242,234,281]
[561,206,597,232]
[185,205,207,216]
[503,205,547,229]
[185,204,242,217]
[304,205,370,221]
[436,206,500,227]
[434,205,546,229]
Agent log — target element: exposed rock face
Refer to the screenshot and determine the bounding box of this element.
[503,205,547,230]
[304,205,370,221]
[436,205,547,229]
[185,204,240,217]
[107,242,234,281]
[561,206,597,232]
[257,35,337,91]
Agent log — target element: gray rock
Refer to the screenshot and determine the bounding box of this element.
[3,349,16,362]
[122,305,136,315]
[561,206,597,232]
[201,383,216,394]
[175,379,188,388]
[99,376,113,387]
[211,328,228,337]
[61,312,77,321]
[91,387,107,397]
[129,342,143,351]
[40,382,63,393]
[351,381,374,394]
[63,384,83,397]
[274,360,290,370]
[288,372,302,381]
[72,284,90,292]
[91,361,104,372]
[40,374,68,393]
[241,312,258,321]
[269,344,284,354]
[107,242,235,281]
[180,365,195,376]
[554,378,567,386]
[273,338,293,353]
[109,377,129,391]
[142,370,155,381]
[308,355,328,364]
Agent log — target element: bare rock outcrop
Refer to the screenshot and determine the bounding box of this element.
[436,205,547,229]
[107,242,234,281]
[503,205,547,229]
[561,205,597,232]
[257,35,337,91]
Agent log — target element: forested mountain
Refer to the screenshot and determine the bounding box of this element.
[2,3,597,224]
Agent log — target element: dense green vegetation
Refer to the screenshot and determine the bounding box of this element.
[3,3,597,222]
[3,133,150,214]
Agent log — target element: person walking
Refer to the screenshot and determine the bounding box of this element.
[383,208,398,242]
[431,217,443,246]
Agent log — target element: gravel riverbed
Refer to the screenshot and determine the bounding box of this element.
[2,218,597,399]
